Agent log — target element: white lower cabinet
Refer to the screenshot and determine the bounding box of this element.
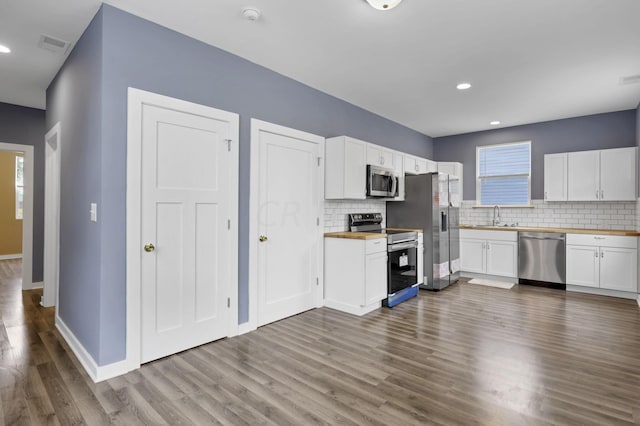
[324,237,387,315]
[460,230,518,278]
[566,234,638,294]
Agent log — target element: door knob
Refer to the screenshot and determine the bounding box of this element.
[144,243,155,252]
[259,235,268,242]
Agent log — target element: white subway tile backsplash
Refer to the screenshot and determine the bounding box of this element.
[460,199,637,230]
[323,199,387,232]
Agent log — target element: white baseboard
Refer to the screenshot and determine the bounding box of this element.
[24,280,43,290]
[566,285,638,300]
[0,254,22,260]
[55,315,133,383]
[238,322,257,335]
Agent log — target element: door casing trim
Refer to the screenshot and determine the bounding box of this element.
[43,122,61,308]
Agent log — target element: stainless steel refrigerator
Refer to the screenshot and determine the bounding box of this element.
[387,172,460,291]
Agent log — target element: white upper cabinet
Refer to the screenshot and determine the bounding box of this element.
[438,161,463,178]
[367,144,394,169]
[600,147,637,201]
[425,159,438,173]
[568,150,601,201]
[544,153,568,201]
[325,136,367,199]
[404,155,436,175]
[567,147,636,201]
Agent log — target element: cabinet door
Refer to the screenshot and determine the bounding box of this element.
[544,153,567,201]
[367,145,393,168]
[599,247,638,292]
[365,251,388,306]
[485,240,517,278]
[600,147,637,201]
[344,138,367,199]
[404,155,418,175]
[380,149,394,169]
[460,239,485,274]
[567,151,599,201]
[425,159,438,173]
[566,245,599,287]
[366,144,382,166]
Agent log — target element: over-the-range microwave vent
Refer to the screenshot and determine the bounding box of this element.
[619,74,640,85]
[38,34,71,54]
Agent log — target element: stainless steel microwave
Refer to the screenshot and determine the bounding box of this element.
[366,165,398,198]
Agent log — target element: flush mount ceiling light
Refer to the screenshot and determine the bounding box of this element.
[490,121,501,126]
[0,44,11,53]
[365,0,403,10]
[456,82,472,90]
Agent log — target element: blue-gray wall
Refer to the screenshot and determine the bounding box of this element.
[0,102,45,282]
[433,110,637,200]
[46,10,104,363]
[47,4,433,365]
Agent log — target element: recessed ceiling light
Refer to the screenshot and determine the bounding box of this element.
[490,121,501,126]
[0,44,11,53]
[456,82,471,90]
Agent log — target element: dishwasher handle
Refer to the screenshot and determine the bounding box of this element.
[519,235,565,241]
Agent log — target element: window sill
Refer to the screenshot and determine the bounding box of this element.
[471,205,534,209]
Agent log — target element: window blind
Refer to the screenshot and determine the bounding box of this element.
[477,142,530,206]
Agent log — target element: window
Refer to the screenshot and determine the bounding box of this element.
[476,141,531,206]
[15,155,24,219]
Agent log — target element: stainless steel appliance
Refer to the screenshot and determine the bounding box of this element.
[348,213,419,306]
[518,232,566,284]
[386,172,461,291]
[366,165,398,198]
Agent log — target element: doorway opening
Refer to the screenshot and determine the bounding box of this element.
[0,142,34,291]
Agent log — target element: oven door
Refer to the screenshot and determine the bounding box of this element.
[387,241,418,294]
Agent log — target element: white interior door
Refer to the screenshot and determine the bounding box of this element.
[139,101,237,364]
[251,120,324,327]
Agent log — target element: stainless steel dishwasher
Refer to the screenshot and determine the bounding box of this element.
[518,232,566,284]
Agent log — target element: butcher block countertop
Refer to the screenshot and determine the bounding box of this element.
[459,224,640,237]
[324,228,423,240]
[324,232,386,240]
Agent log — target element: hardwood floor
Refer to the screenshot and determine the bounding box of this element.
[2,259,640,425]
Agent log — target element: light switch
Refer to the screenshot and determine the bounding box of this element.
[90,203,98,222]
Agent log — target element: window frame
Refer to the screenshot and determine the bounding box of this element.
[475,140,531,207]
[15,155,24,220]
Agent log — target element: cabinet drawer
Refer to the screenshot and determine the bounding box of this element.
[566,234,637,249]
[460,229,517,242]
[366,238,386,254]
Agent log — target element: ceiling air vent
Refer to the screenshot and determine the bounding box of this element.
[619,74,640,85]
[38,34,70,54]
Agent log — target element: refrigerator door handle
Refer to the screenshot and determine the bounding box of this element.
[441,211,448,232]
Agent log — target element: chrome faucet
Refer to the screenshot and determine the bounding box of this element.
[493,205,501,226]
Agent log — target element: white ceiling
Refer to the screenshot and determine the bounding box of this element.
[2,0,640,137]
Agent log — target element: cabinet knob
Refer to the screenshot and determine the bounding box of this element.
[144,243,155,253]
[259,235,268,242]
